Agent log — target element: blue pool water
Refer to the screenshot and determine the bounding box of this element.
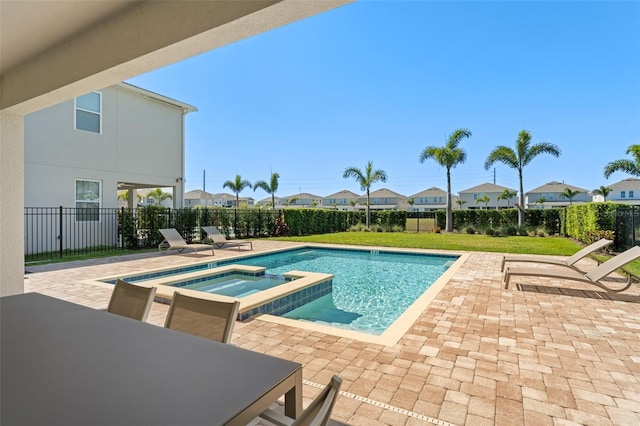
[118,247,457,335]
[171,273,290,298]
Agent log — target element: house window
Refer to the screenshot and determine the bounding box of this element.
[75,92,102,133]
[630,191,634,198]
[473,193,478,200]
[621,191,626,198]
[75,179,101,221]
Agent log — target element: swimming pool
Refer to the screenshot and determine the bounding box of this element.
[170,272,291,298]
[113,247,459,336]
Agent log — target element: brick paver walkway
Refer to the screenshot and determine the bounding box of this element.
[24,241,640,425]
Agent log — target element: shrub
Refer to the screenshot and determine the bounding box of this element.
[433,226,441,234]
[537,229,546,237]
[391,225,404,233]
[484,228,495,236]
[350,223,367,232]
[517,226,528,236]
[465,226,475,235]
[503,226,517,236]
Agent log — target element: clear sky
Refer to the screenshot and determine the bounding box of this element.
[127,0,640,201]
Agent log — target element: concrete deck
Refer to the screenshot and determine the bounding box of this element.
[24,241,640,425]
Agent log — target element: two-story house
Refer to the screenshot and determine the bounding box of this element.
[362,188,406,211]
[25,82,196,210]
[323,190,361,210]
[525,181,590,208]
[279,192,323,208]
[408,187,450,211]
[601,178,640,204]
[458,183,518,210]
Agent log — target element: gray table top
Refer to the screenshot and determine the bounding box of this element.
[1,292,301,426]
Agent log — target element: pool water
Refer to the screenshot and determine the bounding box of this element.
[117,247,457,335]
[172,273,289,298]
[235,249,455,334]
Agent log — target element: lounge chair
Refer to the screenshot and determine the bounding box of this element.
[202,226,252,251]
[158,228,214,255]
[106,279,157,321]
[504,245,640,292]
[501,238,613,272]
[258,375,342,426]
[164,292,240,343]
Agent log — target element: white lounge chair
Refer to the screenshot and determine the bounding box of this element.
[202,226,252,251]
[158,228,214,255]
[504,245,640,293]
[501,238,613,272]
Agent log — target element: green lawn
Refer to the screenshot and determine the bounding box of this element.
[273,232,640,278]
[272,232,584,255]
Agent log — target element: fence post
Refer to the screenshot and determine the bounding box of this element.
[634,206,637,247]
[59,206,63,258]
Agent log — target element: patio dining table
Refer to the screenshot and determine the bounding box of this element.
[0,292,302,425]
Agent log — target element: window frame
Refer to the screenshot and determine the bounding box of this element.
[74,91,102,134]
[74,179,102,222]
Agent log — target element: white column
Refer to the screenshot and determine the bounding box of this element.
[0,111,25,295]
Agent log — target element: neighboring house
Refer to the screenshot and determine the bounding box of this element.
[255,196,283,209]
[525,181,591,209]
[361,188,406,211]
[280,193,323,208]
[323,190,361,210]
[25,82,196,210]
[602,178,640,204]
[408,187,450,212]
[458,183,518,210]
[215,193,254,208]
[184,190,216,208]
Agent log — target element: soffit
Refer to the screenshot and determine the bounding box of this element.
[0,1,142,75]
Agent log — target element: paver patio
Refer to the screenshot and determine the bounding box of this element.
[24,241,640,425]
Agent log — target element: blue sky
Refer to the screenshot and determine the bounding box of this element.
[127,1,640,201]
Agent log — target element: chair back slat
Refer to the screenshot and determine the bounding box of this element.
[107,279,157,321]
[164,292,240,343]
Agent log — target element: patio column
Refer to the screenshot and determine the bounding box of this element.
[0,111,25,296]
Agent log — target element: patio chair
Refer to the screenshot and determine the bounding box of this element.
[504,245,640,292]
[501,238,613,272]
[106,279,157,321]
[201,226,252,251]
[259,375,342,426]
[158,228,214,255]
[164,292,240,343]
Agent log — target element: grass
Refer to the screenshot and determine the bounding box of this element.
[26,248,158,266]
[272,232,584,255]
[274,231,640,280]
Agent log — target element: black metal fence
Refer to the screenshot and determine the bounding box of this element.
[25,207,279,262]
[614,206,640,250]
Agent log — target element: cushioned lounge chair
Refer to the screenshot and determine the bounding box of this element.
[106,279,157,321]
[158,228,214,255]
[501,238,613,272]
[164,292,240,344]
[202,226,252,251]
[504,245,640,293]
[258,375,342,426]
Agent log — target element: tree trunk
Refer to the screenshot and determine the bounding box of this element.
[518,171,525,227]
[446,169,453,232]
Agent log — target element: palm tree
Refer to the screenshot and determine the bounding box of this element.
[343,161,388,228]
[603,145,640,178]
[253,172,279,211]
[484,130,561,227]
[283,197,299,207]
[419,128,472,232]
[535,197,547,209]
[476,195,490,209]
[407,197,415,212]
[498,189,517,208]
[146,188,172,205]
[223,175,251,232]
[349,199,358,210]
[456,199,467,210]
[560,187,581,205]
[223,174,252,209]
[593,185,612,201]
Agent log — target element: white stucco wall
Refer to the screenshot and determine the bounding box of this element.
[25,85,187,209]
